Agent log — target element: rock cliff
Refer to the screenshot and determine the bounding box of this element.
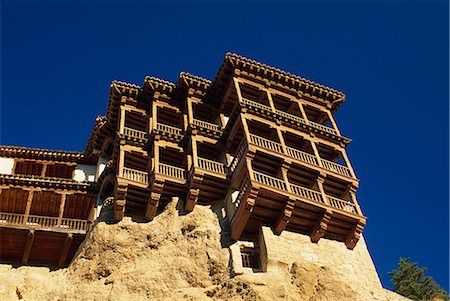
[0,199,409,300]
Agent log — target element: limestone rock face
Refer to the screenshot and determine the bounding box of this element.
[0,199,409,301]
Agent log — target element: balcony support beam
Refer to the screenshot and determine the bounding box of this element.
[113,180,128,222]
[230,186,258,241]
[58,233,73,268]
[144,192,160,221]
[345,220,365,250]
[21,229,35,265]
[272,197,296,235]
[185,188,200,212]
[310,210,332,243]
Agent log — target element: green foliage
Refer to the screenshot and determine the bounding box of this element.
[389,258,449,301]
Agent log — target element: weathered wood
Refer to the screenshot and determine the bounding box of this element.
[21,229,35,264]
[272,198,296,235]
[58,233,73,268]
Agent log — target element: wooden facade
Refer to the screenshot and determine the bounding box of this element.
[0,146,98,267]
[0,53,366,267]
[87,53,366,250]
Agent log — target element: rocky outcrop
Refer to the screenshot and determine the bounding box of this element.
[0,199,409,300]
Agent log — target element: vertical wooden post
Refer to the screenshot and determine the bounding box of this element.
[58,233,73,268]
[316,175,328,205]
[57,193,67,226]
[298,102,308,121]
[187,99,194,124]
[191,138,198,168]
[265,90,276,112]
[119,107,126,133]
[341,150,357,178]
[40,163,48,177]
[325,110,341,135]
[21,229,35,265]
[281,162,292,193]
[310,141,324,168]
[154,143,160,174]
[152,103,158,130]
[276,128,288,155]
[118,148,125,177]
[23,190,34,223]
[349,186,363,216]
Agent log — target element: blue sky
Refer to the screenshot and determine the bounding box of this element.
[1,0,448,291]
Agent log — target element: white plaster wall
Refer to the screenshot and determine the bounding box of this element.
[95,157,108,180]
[74,164,97,182]
[0,158,15,175]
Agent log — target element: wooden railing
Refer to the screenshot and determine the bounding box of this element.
[286,147,318,165]
[241,98,272,112]
[192,119,222,132]
[228,139,247,175]
[158,163,185,180]
[123,127,147,140]
[253,171,287,191]
[321,159,352,177]
[249,134,283,153]
[197,157,226,175]
[326,196,358,214]
[0,212,25,225]
[289,183,324,204]
[123,167,148,184]
[0,212,88,232]
[156,123,183,136]
[275,109,305,124]
[308,121,337,135]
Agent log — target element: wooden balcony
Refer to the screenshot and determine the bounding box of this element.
[240,98,349,143]
[0,212,89,234]
[197,157,227,176]
[122,167,148,185]
[191,119,223,138]
[252,170,360,216]
[228,140,247,176]
[155,123,183,140]
[249,134,283,153]
[247,134,354,179]
[320,159,352,178]
[286,146,318,165]
[241,98,273,114]
[157,163,186,181]
[123,127,147,140]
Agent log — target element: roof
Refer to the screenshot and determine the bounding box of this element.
[0,145,97,163]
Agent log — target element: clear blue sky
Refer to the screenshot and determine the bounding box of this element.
[1,0,448,291]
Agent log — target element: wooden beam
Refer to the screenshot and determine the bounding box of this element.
[57,193,67,226]
[345,220,365,250]
[230,186,258,241]
[272,197,296,235]
[144,192,160,221]
[310,210,333,243]
[185,188,200,212]
[113,181,128,222]
[58,233,73,268]
[21,229,35,265]
[23,190,34,223]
